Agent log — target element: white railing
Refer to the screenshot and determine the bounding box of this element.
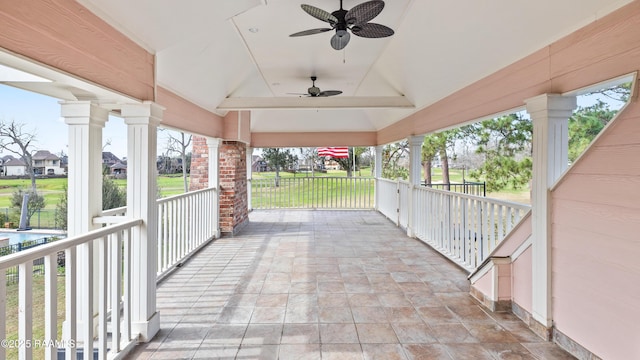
[156,187,218,278]
[376,178,399,224]
[252,177,374,209]
[377,179,531,272]
[398,180,411,229]
[0,219,142,360]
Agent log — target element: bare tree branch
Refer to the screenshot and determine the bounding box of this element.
[0,119,38,190]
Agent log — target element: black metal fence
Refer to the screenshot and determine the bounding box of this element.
[422,181,486,197]
[0,236,62,285]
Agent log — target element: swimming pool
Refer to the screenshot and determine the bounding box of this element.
[0,231,64,246]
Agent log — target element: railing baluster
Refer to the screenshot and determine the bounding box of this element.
[111,231,122,353]
[44,253,57,360]
[0,268,4,360]
[123,228,132,344]
[65,247,77,360]
[81,242,94,359]
[19,261,33,360]
[98,236,108,360]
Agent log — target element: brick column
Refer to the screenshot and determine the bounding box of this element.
[219,141,249,235]
[189,136,208,191]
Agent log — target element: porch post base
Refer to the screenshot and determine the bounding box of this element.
[132,311,160,342]
[512,302,552,341]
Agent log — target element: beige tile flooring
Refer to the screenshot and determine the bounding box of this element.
[129,210,575,360]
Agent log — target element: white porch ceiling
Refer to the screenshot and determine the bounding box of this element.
[6,0,635,135]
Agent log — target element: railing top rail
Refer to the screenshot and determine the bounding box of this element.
[101,206,127,216]
[0,218,143,270]
[156,187,217,204]
[252,176,374,180]
[377,178,398,185]
[414,184,530,210]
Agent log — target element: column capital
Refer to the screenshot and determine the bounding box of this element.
[60,101,108,127]
[206,137,223,148]
[121,101,164,126]
[525,94,576,119]
[408,135,424,147]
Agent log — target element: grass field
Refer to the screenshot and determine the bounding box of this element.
[4,274,66,360]
[254,168,531,205]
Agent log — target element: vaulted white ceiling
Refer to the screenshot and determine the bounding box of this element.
[4,0,635,135]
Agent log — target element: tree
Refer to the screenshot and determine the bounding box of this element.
[55,177,126,231]
[465,113,533,192]
[422,130,460,188]
[103,176,127,210]
[0,119,38,190]
[55,184,68,230]
[382,141,409,180]
[262,148,297,186]
[333,147,367,177]
[568,100,617,163]
[166,131,192,192]
[299,147,319,176]
[11,189,45,227]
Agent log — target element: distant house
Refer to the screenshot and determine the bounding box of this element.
[252,155,267,172]
[103,152,121,167]
[32,150,64,175]
[110,162,127,178]
[4,158,27,176]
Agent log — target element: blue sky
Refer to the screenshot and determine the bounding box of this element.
[0,84,186,159]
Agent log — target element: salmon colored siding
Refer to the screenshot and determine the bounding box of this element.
[156,87,224,138]
[252,132,378,148]
[473,270,493,299]
[551,100,640,360]
[512,247,533,314]
[0,0,154,101]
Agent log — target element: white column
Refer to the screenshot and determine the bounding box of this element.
[374,145,383,210]
[61,101,108,341]
[525,94,576,329]
[246,146,253,211]
[121,101,163,342]
[206,137,222,238]
[408,136,423,186]
[407,136,424,237]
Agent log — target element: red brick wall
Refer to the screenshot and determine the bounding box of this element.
[219,141,248,235]
[189,136,208,191]
[188,137,248,235]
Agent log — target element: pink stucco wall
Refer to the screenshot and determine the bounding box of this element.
[512,246,533,314]
[473,269,493,299]
[551,100,640,360]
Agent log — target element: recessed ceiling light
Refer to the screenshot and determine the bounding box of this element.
[248,28,259,33]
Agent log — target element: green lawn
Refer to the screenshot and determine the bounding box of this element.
[4,273,66,360]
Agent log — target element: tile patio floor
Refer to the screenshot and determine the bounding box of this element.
[129,210,575,360]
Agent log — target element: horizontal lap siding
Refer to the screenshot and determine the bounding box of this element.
[512,247,532,313]
[552,98,640,359]
[0,0,154,101]
[157,87,224,138]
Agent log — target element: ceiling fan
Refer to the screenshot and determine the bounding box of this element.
[290,0,394,50]
[289,76,343,97]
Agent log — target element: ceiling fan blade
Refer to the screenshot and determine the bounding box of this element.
[351,23,394,38]
[330,31,350,50]
[345,0,384,25]
[301,4,338,25]
[318,90,343,97]
[287,93,311,96]
[289,28,333,37]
